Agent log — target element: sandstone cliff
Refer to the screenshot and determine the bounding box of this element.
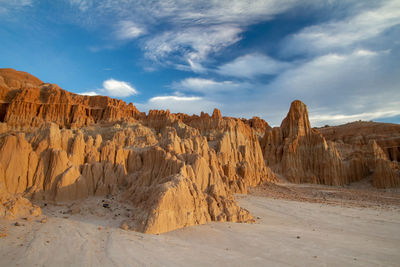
[0,69,276,233]
[318,121,400,162]
[0,69,142,129]
[261,100,400,188]
[261,100,348,185]
[0,69,399,234]
[318,121,400,188]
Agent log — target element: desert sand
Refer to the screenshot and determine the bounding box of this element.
[1,187,399,267]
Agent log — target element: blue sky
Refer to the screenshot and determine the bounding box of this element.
[1,0,399,126]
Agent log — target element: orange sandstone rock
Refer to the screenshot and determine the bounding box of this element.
[0,69,399,234]
[262,100,399,188]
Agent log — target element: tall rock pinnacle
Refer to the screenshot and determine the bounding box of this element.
[281,100,311,138]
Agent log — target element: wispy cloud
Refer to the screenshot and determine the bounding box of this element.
[115,20,145,40]
[5,0,399,127]
[79,91,98,96]
[216,53,291,78]
[82,79,138,98]
[0,0,32,14]
[310,109,400,126]
[173,78,237,93]
[143,25,242,72]
[284,0,400,55]
[65,0,301,71]
[231,48,400,126]
[101,79,138,97]
[149,95,202,102]
[137,94,218,115]
[68,0,92,12]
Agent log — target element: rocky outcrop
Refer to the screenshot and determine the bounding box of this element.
[262,100,400,188]
[0,68,142,129]
[318,122,400,188]
[318,121,400,162]
[242,116,271,138]
[262,100,348,185]
[0,161,41,219]
[0,69,399,234]
[0,68,274,233]
[0,119,264,233]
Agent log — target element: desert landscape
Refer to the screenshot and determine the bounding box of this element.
[0,68,399,266]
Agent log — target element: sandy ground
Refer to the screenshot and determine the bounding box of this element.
[1,188,400,267]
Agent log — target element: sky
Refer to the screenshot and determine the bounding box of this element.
[0,0,399,126]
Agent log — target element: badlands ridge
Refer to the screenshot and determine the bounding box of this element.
[0,68,399,234]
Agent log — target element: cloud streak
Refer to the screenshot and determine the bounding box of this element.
[0,0,32,14]
[217,53,291,78]
[137,94,218,115]
[173,78,238,93]
[143,25,242,72]
[81,79,138,98]
[6,0,399,127]
[284,0,400,55]
[66,0,301,71]
[101,79,138,97]
[79,91,99,96]
[115,20,145,40]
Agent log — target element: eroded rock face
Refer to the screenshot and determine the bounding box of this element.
[318,121,400,162]
[262,101,348,185]
[0,69,399,233]
[0,69,272,233]
[0,119,263,233]
[0,69,142,129]
[318,122,400,188]
[261,100,400,188]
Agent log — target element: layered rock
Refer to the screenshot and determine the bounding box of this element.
[0,118,265,233]
[262,100,348,185]
[0,69,399,234]
[262,100,400,188]
[318,121,400,162]
[0,68,142,129]
[242,116,271,137]
[0,68,274,233]
[318,122,400,188]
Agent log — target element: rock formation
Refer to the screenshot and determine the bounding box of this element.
[0,68,142,129]
[0,68,399,233]
[318,121,400,162]
[318,122,400,188]
[261,100,349,185]
[0,69,276,233]
[261,100,400,188]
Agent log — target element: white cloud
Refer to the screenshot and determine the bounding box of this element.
[353,49,378,57]
[149,95,202,102]
[101,79,138,97]
[116,20,145,40]
[136,94,218,115]
[143,25,242,72]
[310,109,400,126]
[0,0,32,5]
[233,48,400,126]
[217,53,291,78]
[173,78,237,93]
[0,0,32,14]
[7,0,398,127]
[76,79,138,98]
[66,0,301,71]
[68,0,92,12]
[284,0,400,55]
[187,59,206,73]
[79,91,98,96]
